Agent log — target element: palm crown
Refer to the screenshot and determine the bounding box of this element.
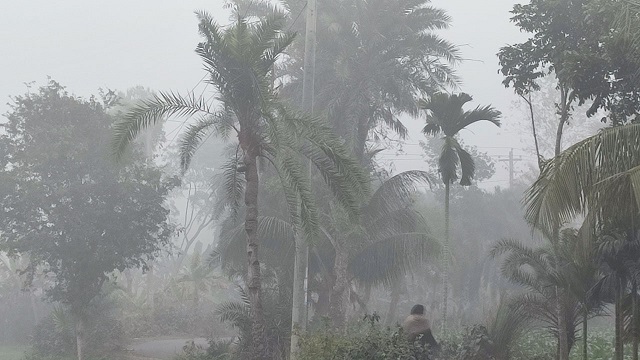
[420,92,501,186]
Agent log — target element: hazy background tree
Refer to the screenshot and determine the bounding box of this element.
[0,80,174,360]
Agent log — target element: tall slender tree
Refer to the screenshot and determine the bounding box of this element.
[112,11,368,359]
[420,92,501,334]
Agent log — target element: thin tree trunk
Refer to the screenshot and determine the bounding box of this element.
[244,152,269,360]
[554,86,573,360]
[290,233,308,359]
[442,182,450,336]
[521,93,543,170]
[616,279,624,360]
[558,294,569,360]
[634,281,639,360]
[329,245,349,328]
[583,307,588,360]
[75,315,85,360]
[385,278,403,326]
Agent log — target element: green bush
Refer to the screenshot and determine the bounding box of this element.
[29,305,124,359]
[174,339,233,360]
[296,314,436,360]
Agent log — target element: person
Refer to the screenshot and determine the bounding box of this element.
[402,304,439,350]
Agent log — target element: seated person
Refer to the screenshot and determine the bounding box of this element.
[402,304,439,350]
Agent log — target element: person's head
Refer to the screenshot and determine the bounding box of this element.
[410,304,425,315]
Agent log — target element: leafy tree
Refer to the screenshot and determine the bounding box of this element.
[499,0,640,158]
[0,81,173,360]
[111,11,368,359]
[419,92,501,334]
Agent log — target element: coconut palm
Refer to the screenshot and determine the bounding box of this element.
[112,11,368,359]
[522,123,640,360]
[524,123,640,235]
[419,92,501,333]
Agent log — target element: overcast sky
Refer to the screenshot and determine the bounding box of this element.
[0,0,531,187]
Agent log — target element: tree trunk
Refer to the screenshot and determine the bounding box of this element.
[75,315,85,360]
[583,307,588,360]
[329,245,349,328]
[441,182,450,336]
[616,279,624,360]
[244,152,269,360]
[634,281,638,360]
[558,294,569,360]
[290,232,308,360]
[385,278,403,326]
[521,93,543,170]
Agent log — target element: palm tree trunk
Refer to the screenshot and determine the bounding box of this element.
[385,278,403,326]
[634,281,639,360]
[583,307,588,360]
[442,181,450,336]
[616,278,624,360]
[75,314,85,360]
[244,152,269,360]
[290,233,308,360]
[329,245,349,328]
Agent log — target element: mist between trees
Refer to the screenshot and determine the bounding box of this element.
[2,1,640,360]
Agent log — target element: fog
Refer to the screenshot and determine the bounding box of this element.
[0,1,635,359]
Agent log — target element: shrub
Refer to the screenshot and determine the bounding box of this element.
[174,339,234,360]
[297,313,436,360]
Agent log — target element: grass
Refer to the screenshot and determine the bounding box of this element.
[0,345,27,360]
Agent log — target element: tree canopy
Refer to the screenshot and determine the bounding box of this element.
[0,80,174,315]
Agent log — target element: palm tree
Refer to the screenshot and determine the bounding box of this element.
[321,170,439,327]
[419,92,501,333]
[522,123,640,360]
[112,11,368,359]
[490,235,577,358]
[491,227,602,360]
[289,0,460,164]
[214,170,439,328]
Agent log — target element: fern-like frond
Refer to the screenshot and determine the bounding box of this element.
[112,91,213,160]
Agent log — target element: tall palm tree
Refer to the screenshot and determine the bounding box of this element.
[288,0,460,164]
[112,11,368,359]
[420,92,501,334]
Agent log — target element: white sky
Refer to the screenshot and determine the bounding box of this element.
[0,0,531,188]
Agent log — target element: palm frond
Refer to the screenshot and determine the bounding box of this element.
[112,91,213,160]
[349,232,440,287]
[524,123,640,233]
[178,116,217,172]
[364,170,432,222]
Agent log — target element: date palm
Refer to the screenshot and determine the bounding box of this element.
[420,92,501,334]
[112,11,368,359]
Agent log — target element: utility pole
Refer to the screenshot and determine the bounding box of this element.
[498,148,523,187]
[290,0,316,358]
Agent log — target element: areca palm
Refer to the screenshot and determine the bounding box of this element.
[112,11,368,359]
[420,92,501,333]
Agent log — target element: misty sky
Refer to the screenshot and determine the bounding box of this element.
[0,0,531,187]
